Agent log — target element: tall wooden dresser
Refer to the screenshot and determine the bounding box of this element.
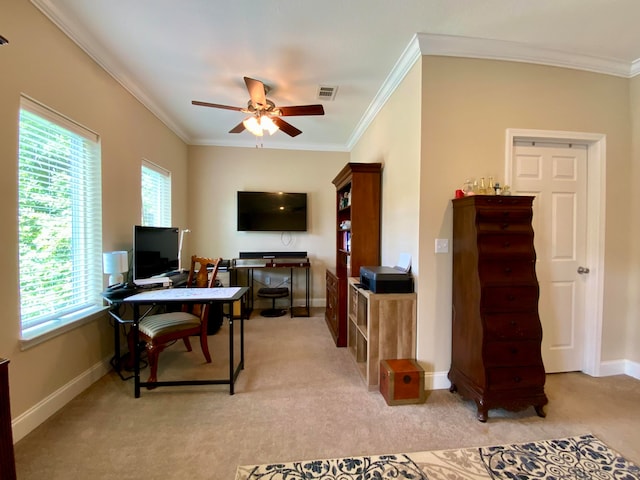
[449,195,548,422]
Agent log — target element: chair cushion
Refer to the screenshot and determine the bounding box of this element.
[257,287,289,298]
[139,312,201,339]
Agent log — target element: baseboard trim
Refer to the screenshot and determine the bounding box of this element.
[599,359,640,379]
[425,359,640,393]
[11,357,111,443]
[425,371,450,391]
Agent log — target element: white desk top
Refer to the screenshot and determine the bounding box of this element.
[123,287,244,303]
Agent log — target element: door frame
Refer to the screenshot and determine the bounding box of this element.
[505,128,606,377]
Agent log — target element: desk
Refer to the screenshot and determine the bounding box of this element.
[104,300,134,380]
[232,258,310,317]
[122,286,249,397]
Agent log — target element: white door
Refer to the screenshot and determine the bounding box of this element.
[511,141,588,373]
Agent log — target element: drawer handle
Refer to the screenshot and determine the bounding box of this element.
[403,375,412,384]
[513,376,522,383]
[502,211,510,217]
[503,241,511,248]
[510,348,518,355]
[504,267,512,274]
[501,223,510,229]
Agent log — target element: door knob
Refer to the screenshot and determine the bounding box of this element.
[577,266,590,274]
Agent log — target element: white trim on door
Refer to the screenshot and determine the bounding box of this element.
[505,129,606,377]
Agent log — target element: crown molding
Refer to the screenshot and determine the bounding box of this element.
[346,34,423,151]
[347,32,637,151]
[30,0,191,143]
[415,33,634,78]
[190,137,349,152]
[29,2,639,151]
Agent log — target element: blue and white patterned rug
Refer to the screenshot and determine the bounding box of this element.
[235,434,640,480]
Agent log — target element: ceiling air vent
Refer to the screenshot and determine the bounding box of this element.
[317,85,338,101]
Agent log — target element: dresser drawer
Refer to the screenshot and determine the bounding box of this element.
[483,313,542,340]
[470,196,533,208]
[325,270,338,328]
[484,341,542,367]
[487,366,546,390]
[481,286,538,312]
[477,208,532,233]
[477,234,535,257]
[478,260,536,284]
[326,269,338,291]
[477,207,532,223]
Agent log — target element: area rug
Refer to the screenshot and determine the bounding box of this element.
[235,434,640,480]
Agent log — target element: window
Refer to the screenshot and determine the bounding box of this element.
[141,160,171,227]
[18,96,103,341]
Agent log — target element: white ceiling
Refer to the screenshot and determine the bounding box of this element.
[32,0,640,151]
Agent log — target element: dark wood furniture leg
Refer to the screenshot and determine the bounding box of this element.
[0,359,17,480]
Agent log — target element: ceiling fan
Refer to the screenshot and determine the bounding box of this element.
[192,77,325,137]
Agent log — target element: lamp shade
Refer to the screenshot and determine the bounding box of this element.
[103,251,128,285]
[243,116,263,136]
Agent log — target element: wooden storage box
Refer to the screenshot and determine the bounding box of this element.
[379,359,425,406]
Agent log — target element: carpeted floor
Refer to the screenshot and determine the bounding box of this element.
[236,434,640,480]
[13,310,640,479]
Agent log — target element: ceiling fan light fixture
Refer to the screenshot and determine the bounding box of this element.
[261,115,279,135]
[243,116,263,136]
[193,76,323,137]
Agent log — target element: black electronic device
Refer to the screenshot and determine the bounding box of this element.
[359,266,414,294]
[102,282,138,300]
[133,226,179,280]
[237,191,307,232]
[239,251,308,259]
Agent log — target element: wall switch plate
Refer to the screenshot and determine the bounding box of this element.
[435,238,449,254]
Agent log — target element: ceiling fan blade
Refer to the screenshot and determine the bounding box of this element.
[192,100,243,112]
[272,117,302,137]
[229,121,246,134]
[278,105,325,116]
[244,77,267,109]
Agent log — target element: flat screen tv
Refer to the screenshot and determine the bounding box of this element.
[237,191,307,232]
[133,226,179,279]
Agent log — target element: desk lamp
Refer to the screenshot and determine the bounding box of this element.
[178,229,191,272]
[103,251,128,286]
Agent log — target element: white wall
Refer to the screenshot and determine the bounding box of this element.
[1,0,188,432]
[418,56,633,381]
[187,145,349,306]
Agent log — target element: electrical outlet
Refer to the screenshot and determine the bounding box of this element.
[435,238,449,254]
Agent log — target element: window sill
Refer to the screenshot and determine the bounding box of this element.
[20,305,108,351]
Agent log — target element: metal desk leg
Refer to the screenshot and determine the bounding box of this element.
[229,309,234,395]
[290,267,294,317]
[240,296,245,369]
[133,304,141,398]
[305,266,310,315]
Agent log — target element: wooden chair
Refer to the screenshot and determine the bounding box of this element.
[136,256,221,384]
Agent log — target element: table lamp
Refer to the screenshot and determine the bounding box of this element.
[103,251,128,286]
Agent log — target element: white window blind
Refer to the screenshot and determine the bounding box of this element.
[141,160,171,227]
[18,96,103,336]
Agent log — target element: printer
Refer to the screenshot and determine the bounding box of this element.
[359,266,414,293]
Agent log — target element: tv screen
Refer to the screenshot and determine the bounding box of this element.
[237,191,307,232]
[133,226,179,279]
